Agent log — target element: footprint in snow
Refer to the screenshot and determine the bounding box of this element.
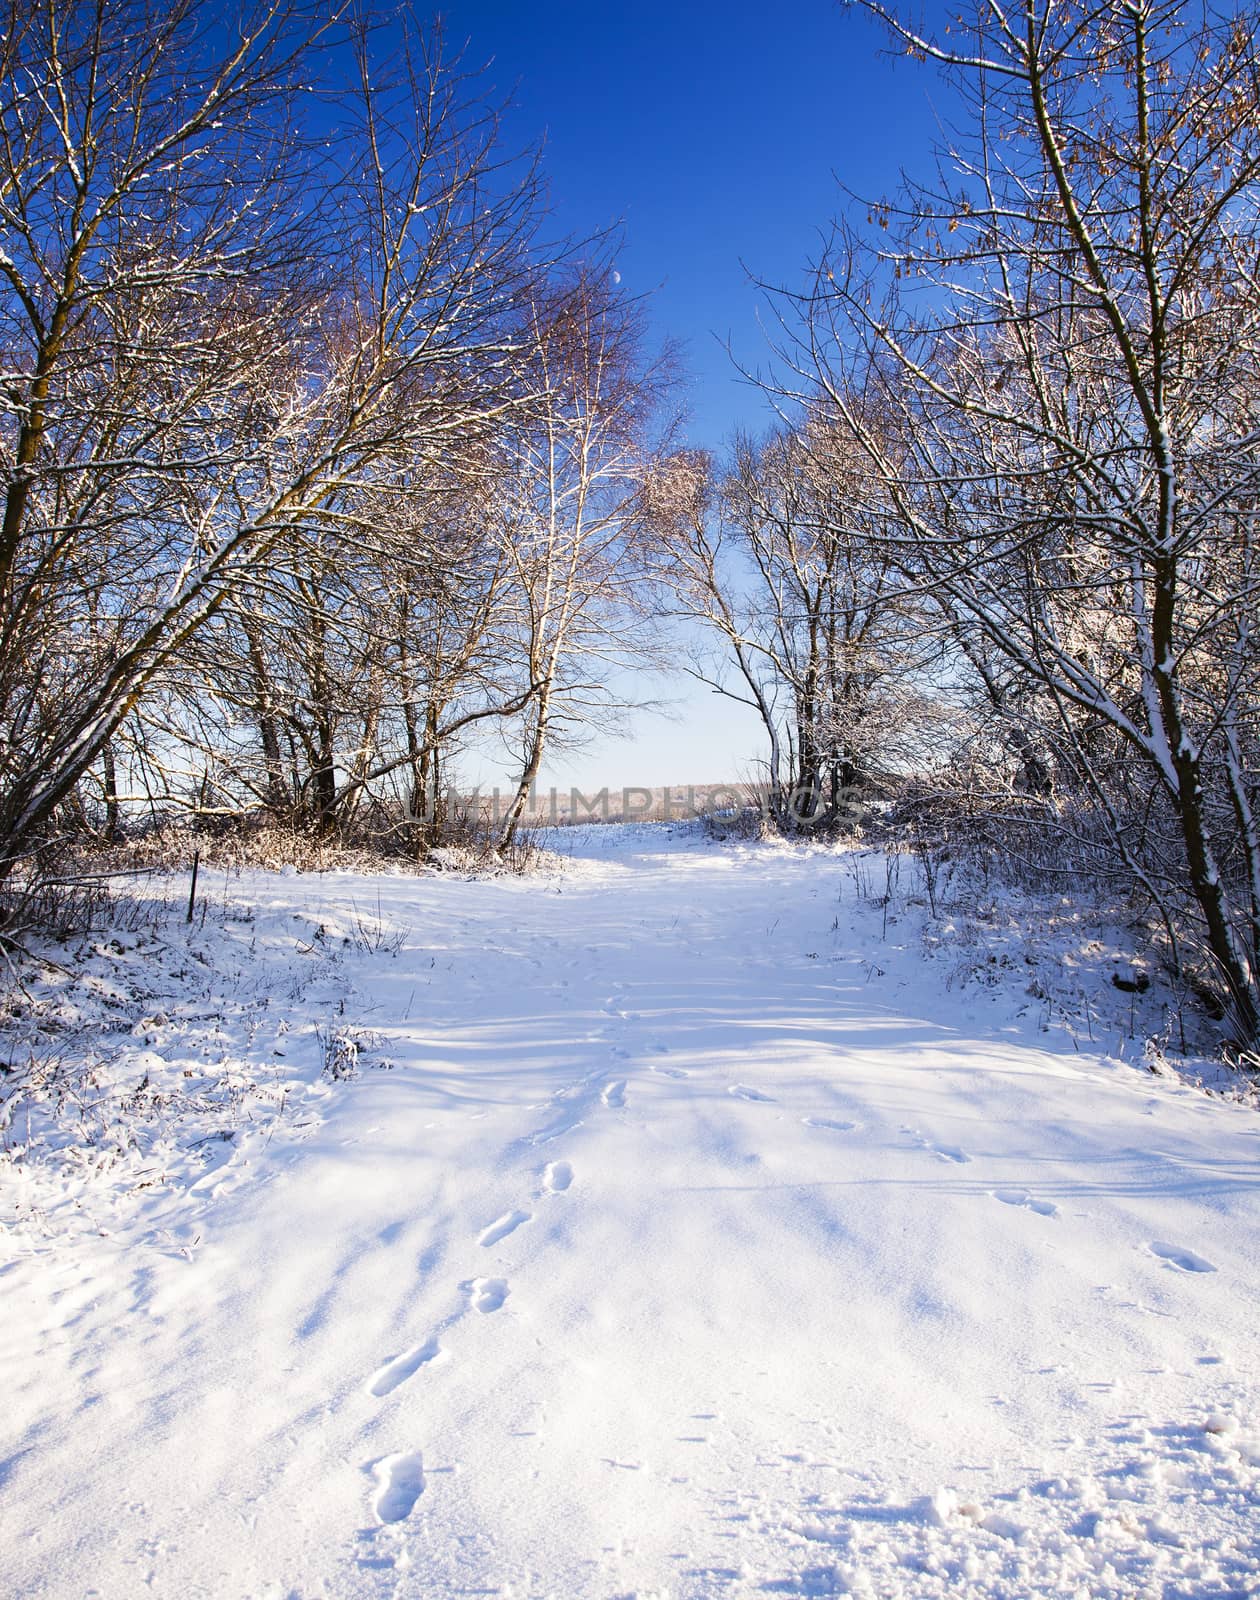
[371,1452,425,1523]
[542,1160,573,1193]
[478,1209,531,1248]
[1149,1241,1216,1273]
[729,1084,776,1103]
[932,1144,971,1165]
[802,1116,858,1133]
[530,1115,583,1147]
[462,1276,509,1313]
[601,1080,627,1108]
[368,1335,447,1398]
[993,1189,1058,1218]
[906,1128,971,1164]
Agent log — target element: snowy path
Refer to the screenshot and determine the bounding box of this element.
[4,829,1260,1599]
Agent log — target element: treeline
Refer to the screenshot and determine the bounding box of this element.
[0,0,674,889]
[4,0,1259,1043]
[647,0,1260,1041]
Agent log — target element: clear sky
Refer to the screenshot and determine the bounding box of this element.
[435,1,951,793]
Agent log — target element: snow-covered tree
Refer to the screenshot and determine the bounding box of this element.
[783,0,1260,1036]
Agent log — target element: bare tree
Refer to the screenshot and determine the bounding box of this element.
[785,0,1260,1035]
[496,267,675,848]
[648,417,940,832]
[0,2,549,896]
[0,0,324,878]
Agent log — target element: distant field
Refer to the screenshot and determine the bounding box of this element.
[470,781,768,827]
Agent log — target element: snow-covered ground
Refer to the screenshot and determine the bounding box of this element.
[3,825,1259,1599]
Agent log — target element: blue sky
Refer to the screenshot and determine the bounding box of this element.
[436,1,950,791]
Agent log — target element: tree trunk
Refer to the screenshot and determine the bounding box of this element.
[499,686,551,850]
[102,741,120,842]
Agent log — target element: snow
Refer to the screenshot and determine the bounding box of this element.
[2,824,1259,1599]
